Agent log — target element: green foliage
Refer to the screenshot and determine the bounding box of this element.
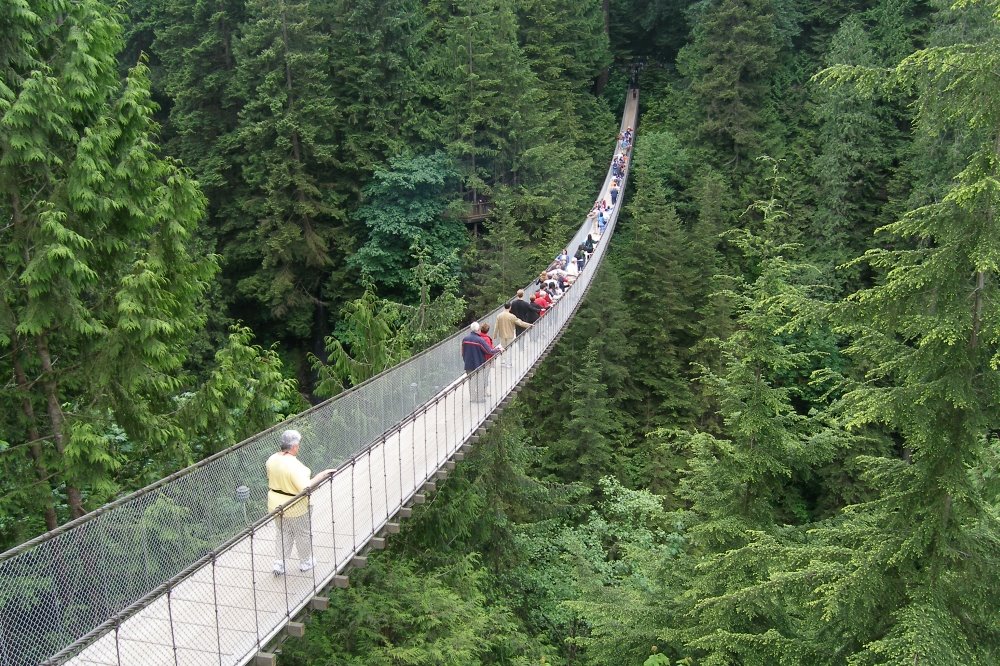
[808,15,898,293]
[145,0,244,194]
[677,0,782,165]
[282,556,503,665]
[0,0,217,520]
[547,342,625,488]
[324,0,428,173]
[353,152,463,295]
[618,166,701,428]
[176,325,302,457]
[0,0,300,546]
[680,164,825,533]
[403,245,468,351]
[463,190,538,315]
[13,0,1000,662]
[311,286,412,397]
[563,477,688,665]
[518,263,637,481]
[794,5,1000,659]
[228,0,350,338]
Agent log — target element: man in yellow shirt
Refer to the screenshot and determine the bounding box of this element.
[266,429,335,575]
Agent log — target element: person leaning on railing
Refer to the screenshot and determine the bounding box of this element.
[266,429,335,576]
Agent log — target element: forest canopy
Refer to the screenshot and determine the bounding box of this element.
[3,0,1000,663]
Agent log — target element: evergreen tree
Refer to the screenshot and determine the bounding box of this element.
[0,0,216,520]
[281,556,506,665]
[310,286,411,397]
[228,0,350,342]
[654,167,832,663]
[619,166,700,428]
[399,245,466,352]
[686,168,737,410]
[0,0,299,543]
[677,0,781,166]
[515,0,612,185]
[325,0,429,176]
[548,342,624,488]
[352,151,462,296]
[463,189,537,314]
[148,0,245,193]
[424,0,581,232]
[796,4,1000,659]
[678,166,820,545]
[518,265,636,474]
[808,15,896,292]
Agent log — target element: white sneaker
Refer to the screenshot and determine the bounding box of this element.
[272,561,285,576]
[299,557,315,572]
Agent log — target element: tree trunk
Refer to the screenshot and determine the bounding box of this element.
[37,334,85,518]
[11,190,66,526]
[12,349,59,530]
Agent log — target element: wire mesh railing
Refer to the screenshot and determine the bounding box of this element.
[0,89,639,666]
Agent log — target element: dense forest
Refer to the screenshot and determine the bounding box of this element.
[3,0,1000,663]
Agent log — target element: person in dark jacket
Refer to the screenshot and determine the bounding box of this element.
[575,244,587,272]
[509,289,541,335]
[462,322,501,402]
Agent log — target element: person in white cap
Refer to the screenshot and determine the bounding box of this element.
[266,429,335,575]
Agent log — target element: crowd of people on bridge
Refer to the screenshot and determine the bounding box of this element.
[461,126,634,402]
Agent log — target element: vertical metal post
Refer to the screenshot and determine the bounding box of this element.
[249,526,261,652]
[114,619,122,666]
[306,485,317,592]
[350,461,357,552]
[382,435,389,518]
[211,555,222,666]
[433,390,440,465]
[410,411,417,494]
[455,373,472,440]
[441,388,448,459]
[328,473,338,570]
[367,449,374,537]
[459,375,468,435]
[166,588,179,666]
[398,419,405,510]
[277,506,289,615]
[423,396,430,482]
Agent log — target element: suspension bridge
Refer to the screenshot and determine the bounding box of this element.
[0,90,639,666]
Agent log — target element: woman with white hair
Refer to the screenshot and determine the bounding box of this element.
[266,429,336,576]
[461,321,501,402]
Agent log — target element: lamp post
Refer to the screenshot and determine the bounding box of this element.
[235,485,251,527]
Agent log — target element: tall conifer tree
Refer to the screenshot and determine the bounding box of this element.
[798,2,1000,659]
[0,0,214,519]
[619,167,700,428]
[677,0,781,166]
[229,0,349,340]
[809,16,896,292]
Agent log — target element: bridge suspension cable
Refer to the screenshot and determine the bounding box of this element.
[0,90,639,666]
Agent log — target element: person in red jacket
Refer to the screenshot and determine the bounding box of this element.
[478,322,496,361]
[533,290,550,314]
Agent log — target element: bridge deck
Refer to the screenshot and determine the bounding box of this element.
[69,374,501,665]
